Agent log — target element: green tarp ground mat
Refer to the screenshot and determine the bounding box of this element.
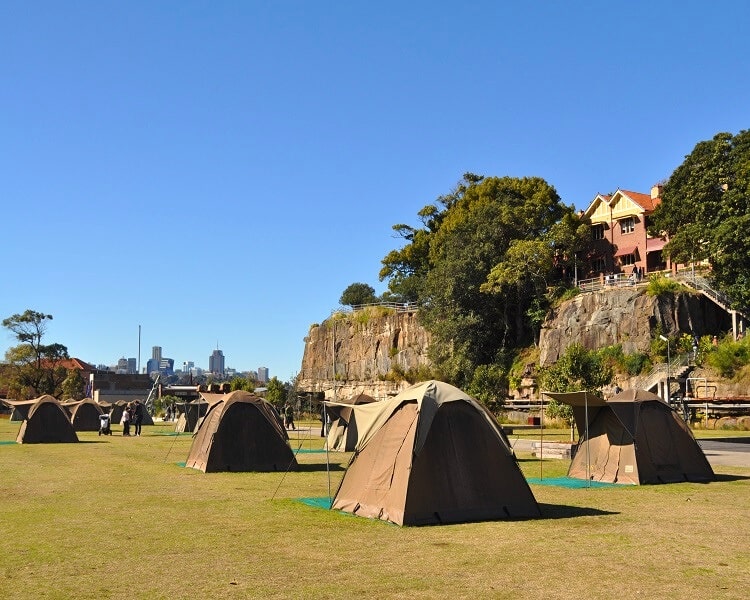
[526,476,622,488]
[0,440,17,445]
[293,448,328,454]
[297,497,333,509]
[176,461,186,467]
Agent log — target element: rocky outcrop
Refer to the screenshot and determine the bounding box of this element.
[298,289,736,401]
[297,308,431,400]
[539,288,732,366]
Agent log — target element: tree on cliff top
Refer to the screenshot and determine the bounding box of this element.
[649,130,750,311]
[339,282,378,307]
[380,173,582,389]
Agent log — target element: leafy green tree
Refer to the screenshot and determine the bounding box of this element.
[230,377,253,391]
[61,369,85,400]
[649,130,750,310]
[159,394,180,417]
[380,174,576,388]
[1,310,70,399]
[265,376,288,407]
[339,282,378,307]
[466,364,508,410]
[538,343,614,421]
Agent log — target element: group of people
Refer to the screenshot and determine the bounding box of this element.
[120,399,144,437]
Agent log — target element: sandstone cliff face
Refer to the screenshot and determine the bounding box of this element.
[539,288,732,366]
[298,289,736,400]
[297,310,431,400]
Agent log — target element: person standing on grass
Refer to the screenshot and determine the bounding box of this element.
[121,403,131,436]
[133,399,144,437]
[284,403,295,430]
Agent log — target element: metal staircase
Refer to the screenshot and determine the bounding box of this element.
[144,374,160,415]
[633,354,692,397]
[675,272,748,333]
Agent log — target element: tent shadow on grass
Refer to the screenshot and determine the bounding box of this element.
[538,503,619,519]
[293,462,346,473]
[713,473,750,482]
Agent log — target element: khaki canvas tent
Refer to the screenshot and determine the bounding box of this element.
[105,400,126,426]
[64,398,103,431]
[185,391,297,473]
[2,398,37,421]
[174,398,210,433]
[331,380,540,526]
[544,389,714,485]
[4,395,79,444]
[325,393,376,452]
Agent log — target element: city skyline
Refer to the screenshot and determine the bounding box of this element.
[95,345,270,381]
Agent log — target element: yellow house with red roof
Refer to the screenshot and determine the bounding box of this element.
[583,184,669,277]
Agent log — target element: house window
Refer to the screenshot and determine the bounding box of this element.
[620,217,635,234]
[593,257,606,272]
[621,253,636,267]
[592,224,605,240]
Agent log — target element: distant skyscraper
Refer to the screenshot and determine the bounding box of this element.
[147,346,173,376]
[209,349,225,375]
[127,358,137,374]
[159,358,175,376]
[146,357,159,375]
[183,361,195,373]
[258,366,269,384]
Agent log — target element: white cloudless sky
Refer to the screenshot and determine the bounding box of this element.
[2,1,749,380]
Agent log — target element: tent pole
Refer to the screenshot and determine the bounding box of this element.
[584,391,590,488]
[324,402,331,505]
[539,395,544,480]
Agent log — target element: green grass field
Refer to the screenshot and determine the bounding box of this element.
[1,417,748,599]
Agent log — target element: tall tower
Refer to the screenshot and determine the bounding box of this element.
[152,346,162,361]
[209,348,225,376]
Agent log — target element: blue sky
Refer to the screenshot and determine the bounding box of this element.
[2,1,749,381]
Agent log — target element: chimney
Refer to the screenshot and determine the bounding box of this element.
[651,184,663,199]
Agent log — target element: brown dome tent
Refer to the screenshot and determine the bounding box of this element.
[65,398,103,431]
[107,401,126,426]
[11,395,79,444]
[332,380,540,526]
[325,393,376,452]
[185,391,298,473]
[544,389,715,485]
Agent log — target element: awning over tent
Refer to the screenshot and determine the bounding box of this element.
[543,390,606,434]
[1,398,42,420]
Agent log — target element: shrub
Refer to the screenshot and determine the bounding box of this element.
[467,364,508,409]
[645,274,684,297]
[595,344,649,376]
[705,336,750,378]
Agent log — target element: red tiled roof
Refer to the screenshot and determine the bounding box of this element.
[620,189,661,212]
[39,358,96,371]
